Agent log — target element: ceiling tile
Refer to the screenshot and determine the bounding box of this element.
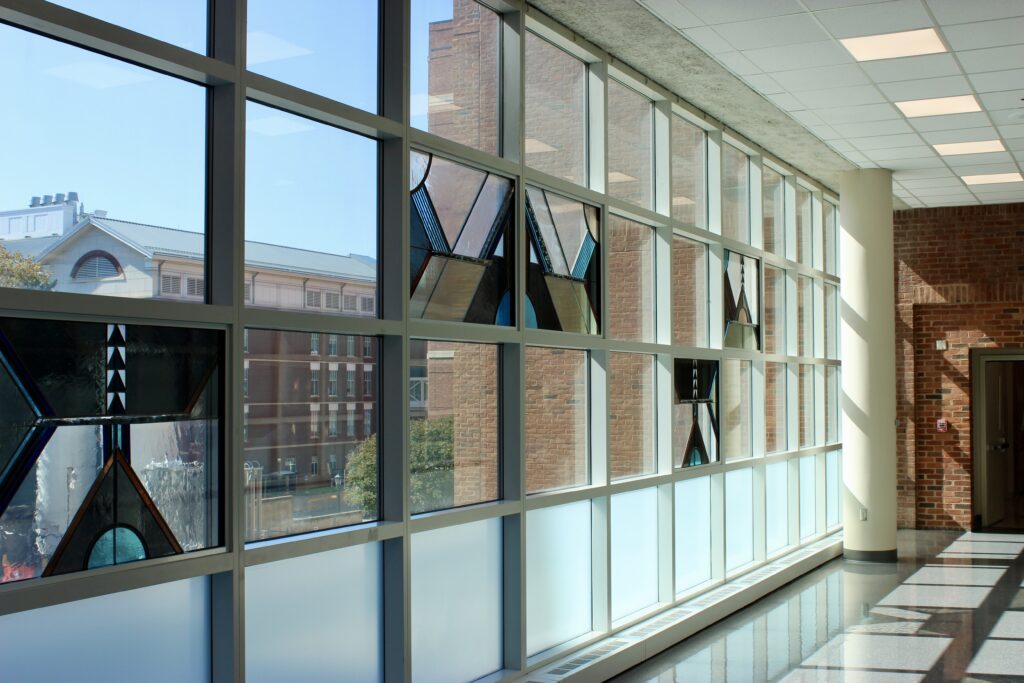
[789,109,825,126]
[640,0,706,28]
[742,41,852,71]
[806,123,842,139]
[919,127,999,144]
[715,51,762,75]
[897,176,966,188]
[815,102,902,124]
[1005,137,1024,151]
[958,45,1024,74]
[894,167,955,179]
[803,0,896,8]
[682,26,733,53]
[814,0,932,39]
[859,53,960,83]
[927,198,979,205]
[868,145,937,161]
[942,17,1024,51]
[910,185,969,196]
[712,14,829,50]
[990,109,1024,126]
[882,156,947,168]
[843,150,871,163]
[795,85,885,108]
[827,139,856,152]
[832,118,914,136]
[768,64,870,92]
[979,91,1024,111]
[968,69,1024,93]
[997,123,1024,137]
[942,151,1014,167]
[846,132,923,149]
[767,92,805,111]
[926,0,1024,26]
[951,162,1020,175]
[676,0,805,24]
[909,112,991,131]
[742,73,786,94]
[878,75,972,100]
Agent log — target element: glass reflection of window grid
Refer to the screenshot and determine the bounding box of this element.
[673,358,718,468]
[724,251,760,351]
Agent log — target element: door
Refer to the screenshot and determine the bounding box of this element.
[976,356,1024,529]
[982,362,1012,525]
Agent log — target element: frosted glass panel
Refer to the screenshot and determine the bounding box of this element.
[527,501,592,655]
[412,518,503,683]
[246,543,382,682]
[611,487,659,620]
[0,578,208,681]
[800,455,817,539]
[725,468,753,571]
[826,451,840,528]
[675,476,711,594]
[765,461,789,554]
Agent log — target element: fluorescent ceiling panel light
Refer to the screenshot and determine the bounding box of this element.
[895,95,980,118]
[933,140,1005,156]
[840,28,945,62]
[961,172,1023,185]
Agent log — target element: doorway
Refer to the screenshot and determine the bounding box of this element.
[972,351,1024,531]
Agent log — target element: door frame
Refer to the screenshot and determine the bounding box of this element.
[970,348,1024,530]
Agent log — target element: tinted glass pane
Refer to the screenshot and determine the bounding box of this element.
[675,476,711,593]
[722,359,752,461]
[411,152,514,324]
[409,340,499,514]
[824,201,838,275]
[724,251,760,351]
[671,116,707,227]
[0,26,205,302]
[725,467,753,571]
[766,361,788,454]
[52,0,207,52]
[825,283,839,359]
[246,102,377,316]
[798,276,813,357]
[609,353,656,480]
[764,265,785,355]
[825,366,839,445]
[673,358,718,468]
[411,0,499,154]
[525,32,587,186]
[608,216,655,342]
[243,330,377,542]
[796,186,812,265]
[526,187,600,334]
[672,235,709,347]
[526,347,588,494]
[247,0,378,113]
[607,79,654,209]
[799,364,814,448]
[766,461,789,554]
[763,166,785,255]
[721,144,749,243]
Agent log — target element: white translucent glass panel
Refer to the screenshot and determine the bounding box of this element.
[527,501,592,655]
[246,543,382,682]
[611,488,659,620]
[827,451,841,528]
[675,476,712,594]
[0,578,209,681]
[765,461,789,555]
[800,455,817,540]
[725,468,754,572]
[412,518,503,683]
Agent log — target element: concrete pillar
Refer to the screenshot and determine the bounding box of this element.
[839,169,897,562]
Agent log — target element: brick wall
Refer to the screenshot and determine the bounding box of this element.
[895,203,1024,529]
[525,346,589,492]
[608,215,654,341]
[672,235,707,346]
[608,352,655,479]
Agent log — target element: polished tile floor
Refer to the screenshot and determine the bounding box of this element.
[614,530,1024,682]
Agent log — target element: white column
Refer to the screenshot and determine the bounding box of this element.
[839,169,897,561]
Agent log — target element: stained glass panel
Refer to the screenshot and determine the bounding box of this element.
[724,251,760,350]
[673,358,718,468]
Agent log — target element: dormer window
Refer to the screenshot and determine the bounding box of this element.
[71,251,122,279]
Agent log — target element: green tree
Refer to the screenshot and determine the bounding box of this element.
[0,244,55,290]
[344,415,455,514]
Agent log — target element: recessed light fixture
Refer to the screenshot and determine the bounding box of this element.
[894,95,980,118]
[840,28,945,62]
[961,172,1023,185]
[933,140,1005,156]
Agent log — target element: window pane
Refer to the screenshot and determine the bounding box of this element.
[243,330,377,542]
[826,451,841,528]
[246,102,377,316]
[824,200,838,275]
[797,275,813,356]
[611,488,659,620]
[763,166,784,255]
[721,144,749,243]
[800,455,816,539]
[0,26,206,302]
[525,186,600,334]
[766,361,788,454]
[609,353,656,480]
[675,476,711,593]
[410,0,499,154]
[527,501,592,655]
[799,364,814,448]
[525,32,587,185]
[608,216,655,342]
[607,79,654,209]
[411,519,503,683]
[411,152,515,324]
[246,543,382,681]
[825,283,839,359]
[796,186,812,265]
[671,116,707,227]
[825,366,839,445]
[526,347,589,493]
[766,461,789,554]
[672,236,709,347]
[724,251,760,351]
[52,0,207,52]
[409,340,499,514]
[722,359,752,461]
[725,468,754,571]
[764,265,785,355]
[247,0,378,113]
[673,358,718,468]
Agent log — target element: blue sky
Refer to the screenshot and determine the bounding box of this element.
[1,1,459,260]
